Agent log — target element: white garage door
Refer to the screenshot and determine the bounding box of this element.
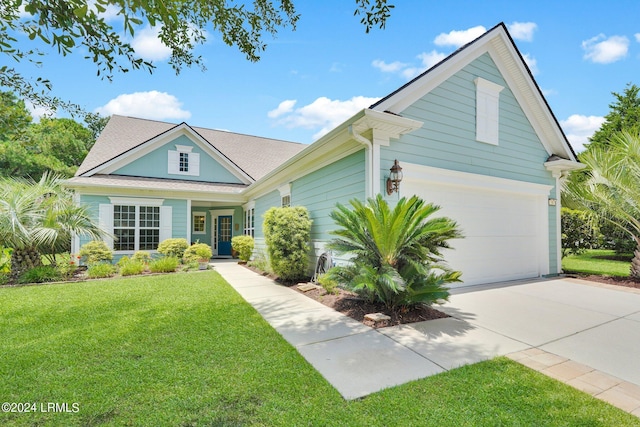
[401,164,553,287]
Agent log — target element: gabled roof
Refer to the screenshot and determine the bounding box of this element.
[371,22,578,162]
[76,115,305,181]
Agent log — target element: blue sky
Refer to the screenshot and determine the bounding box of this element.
[10,1,640,152]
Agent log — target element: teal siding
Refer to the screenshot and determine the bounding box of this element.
[383,53,551,186]
[382,53,559,273]
[113,135,243,184]
[292,150,366,242]
[78,194,110,249]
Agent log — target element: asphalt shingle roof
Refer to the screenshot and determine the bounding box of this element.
[76,115,306,180]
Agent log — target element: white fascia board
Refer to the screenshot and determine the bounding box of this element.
[242,109,422,199]
[85,124,253,184]
[69,184,247,204]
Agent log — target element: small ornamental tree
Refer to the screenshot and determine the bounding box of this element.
[327,194,462,310]
[561,208,598,258]
[263,206,312,281]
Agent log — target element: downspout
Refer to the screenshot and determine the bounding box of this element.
[348,125,374,198]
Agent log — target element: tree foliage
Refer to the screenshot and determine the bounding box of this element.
[587,83,640,150]
[1,0,394,114]
[0,90,100,179]
[561,208,598,258]
[563,131,640,276]
[327,194,462,310]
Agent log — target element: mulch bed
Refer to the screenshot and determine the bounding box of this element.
[565,273,640,290]
[293,285,449,328]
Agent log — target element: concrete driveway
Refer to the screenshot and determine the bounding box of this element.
[439,278,640,387]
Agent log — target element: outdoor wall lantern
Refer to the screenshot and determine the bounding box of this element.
[386,159,403,195]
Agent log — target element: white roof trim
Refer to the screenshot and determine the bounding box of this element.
[371,24,577,163]
[80,123,253,184]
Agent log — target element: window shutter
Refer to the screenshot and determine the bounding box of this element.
[159,206,172,243]
[168,150,179,174]
[98,203,114,249]
[189,153,200,176]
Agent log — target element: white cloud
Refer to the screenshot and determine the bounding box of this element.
[508,22,537,42]
[267,99,296,118]
[374,50,447,80]
[131,26,172,62]
[269,96,381,140]
[25,101,55,122]
[522,53,539,75]
[434,26,486,48]
[635,33,640,43]
[582,34,629,64]
[372,59,408,73]
[95,91,191,120]
[560,114,605,152]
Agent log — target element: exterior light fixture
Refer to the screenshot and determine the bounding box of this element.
[386,159,403,195]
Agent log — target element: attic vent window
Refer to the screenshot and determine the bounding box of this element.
[168,145,200,176]
[474,77,504,145]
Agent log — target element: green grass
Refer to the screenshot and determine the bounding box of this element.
[563,249,633,277]
[1,272,638,426]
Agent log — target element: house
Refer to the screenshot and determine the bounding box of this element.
[66,23,582,288]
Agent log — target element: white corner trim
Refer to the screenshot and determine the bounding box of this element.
[243,200,256,210]
[402,163,553,196]
[108,197,165,206]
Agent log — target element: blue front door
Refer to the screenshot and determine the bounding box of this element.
[218,215,232,256]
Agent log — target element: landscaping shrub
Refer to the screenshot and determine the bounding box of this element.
[117,256,145,276]
[327,195,462,310]
[86,262,116,279]
[55,253,79,279]
[0,272,8,286]
[231,235,254,262]
[561,208,599,257]
[131,250,152,264]
[149,256,179,273]
[0,246,12,274]
[247,250,271,274]
[317,273,339,295]
[183,243,213,263]
[263,206,312,281]
[17,265,61,284]
[157,238,189,259]
[79,240,113,264]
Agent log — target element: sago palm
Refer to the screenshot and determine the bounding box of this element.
[0,172,106,278]
[327,194,462,310]
[563,131,640,277]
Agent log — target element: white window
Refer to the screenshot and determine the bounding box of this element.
[99,198,172,252]
[244,207,255,237]
[193,212,206,234]
[474,77,504,145]
[168,145,200,176]
[278,183,291,208]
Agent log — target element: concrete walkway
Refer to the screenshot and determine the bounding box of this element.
[212,260,640,415]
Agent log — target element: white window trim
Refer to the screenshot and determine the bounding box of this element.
[278,183,291,207]
[168,145,200,177]
[192,211,206,235]
[243,201,255,237]
[474,77,503,146]
[99,201,171,253]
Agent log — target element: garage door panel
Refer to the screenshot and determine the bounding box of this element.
[404,176,548,287]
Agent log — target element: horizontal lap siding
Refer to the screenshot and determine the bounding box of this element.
[381,53,559,273]
[292,151,366,243]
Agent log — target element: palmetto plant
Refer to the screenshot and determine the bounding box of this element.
[327,194,463,310]
[563,132,640,277]
[0,172,106,278]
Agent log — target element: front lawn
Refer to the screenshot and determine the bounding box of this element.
[1,272,638,426]
[562,249,633,277]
